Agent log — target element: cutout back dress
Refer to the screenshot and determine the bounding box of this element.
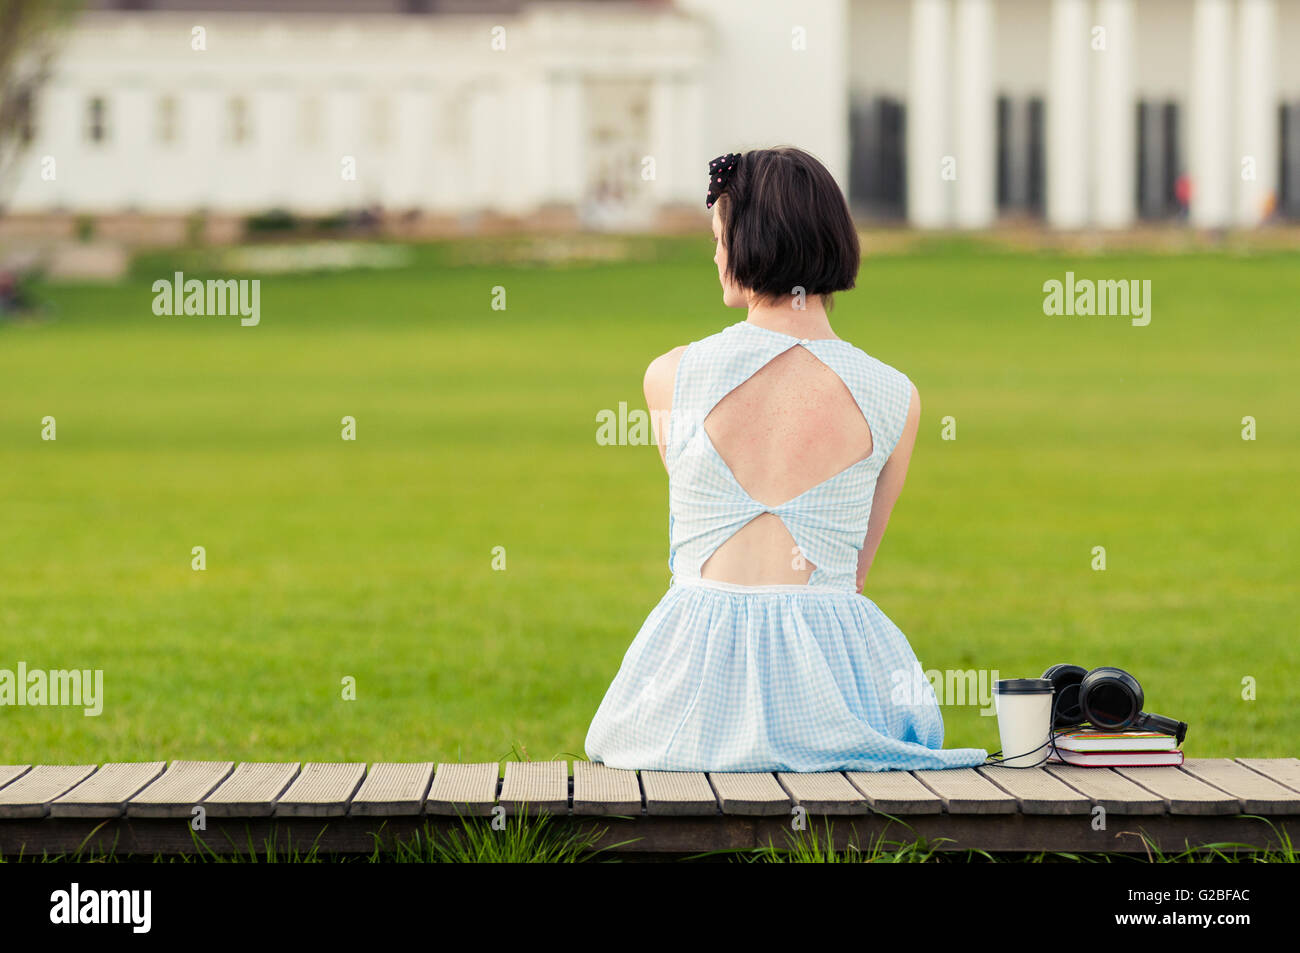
[584,320,989,772]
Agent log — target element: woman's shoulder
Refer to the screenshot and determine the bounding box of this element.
[643,344,689,411]
[835,337,914,390]
[643,322,739,388]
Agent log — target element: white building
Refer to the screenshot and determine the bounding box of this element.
[850,0,1300,228]
[6,0,1300,229]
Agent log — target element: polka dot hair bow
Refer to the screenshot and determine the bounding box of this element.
[706,152,742,209]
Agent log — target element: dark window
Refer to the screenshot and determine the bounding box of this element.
[86,96,108,144]
[996,94,1045,217]
[1279,102,1300,219]
[1027,98,1044,212]
[997,96,1010,206]
[1137,99,1183,219]
[1163,102,1182,214]
[156,95,178,144]
[228,96,250,145]
[848,92,905,220]
[16,88,35,144]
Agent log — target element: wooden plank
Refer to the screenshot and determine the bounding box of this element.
[572,761,641,816]
[0,766,31,791]
[977,766,1093,815]
[1043,764,1167,815]
[202,762,300,818]
[349,762,435,816]
[708,773,790,816]
[1112,765,1240,815]
[425,763,498,816]
[499,761,568,816]
[913,768,1018,814]
[274,762,366,817]
[1180,759,1300,814]
[49,762,166,818]
[844,770,944,814]
[1236,757,1300,795]
[640,771,718,816]
[777,773,869,815]
[0,765,97,819]
[126,761,235,818]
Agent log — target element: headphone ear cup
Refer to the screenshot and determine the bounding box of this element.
[1080,666,1143,729]
[1042,664,1087,728]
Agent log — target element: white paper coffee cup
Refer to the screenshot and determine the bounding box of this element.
[993,678,1055,767]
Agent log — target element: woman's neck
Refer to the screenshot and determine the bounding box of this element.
[743,295,837,339]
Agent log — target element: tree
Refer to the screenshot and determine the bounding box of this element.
[0,0,83,211]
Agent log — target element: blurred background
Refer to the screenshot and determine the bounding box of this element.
[3,0,1300,251]
[0,1,1296,765]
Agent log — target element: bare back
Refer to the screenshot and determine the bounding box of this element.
[699,344,874,584]
[646,320,920,594]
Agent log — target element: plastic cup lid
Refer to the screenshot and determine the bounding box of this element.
[994,678,1055,694]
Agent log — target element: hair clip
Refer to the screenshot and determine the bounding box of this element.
[706,152,742,209]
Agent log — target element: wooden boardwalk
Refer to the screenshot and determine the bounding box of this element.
[1,758,1297,856]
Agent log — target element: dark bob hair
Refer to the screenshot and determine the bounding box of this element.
[714,146,860,304]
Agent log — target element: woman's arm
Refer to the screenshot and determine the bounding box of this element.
[643,345,687,471]
[856,381,921,593]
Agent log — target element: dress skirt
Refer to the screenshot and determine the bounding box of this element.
[585,576,989,772]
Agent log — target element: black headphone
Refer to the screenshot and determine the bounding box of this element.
[1041,664,1187,745]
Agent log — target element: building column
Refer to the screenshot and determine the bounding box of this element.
[466,82,503,211]
[1236,0,1277,226]
[35,84,78,211]
[1092,0,1135,228]
[1047,0,1089,228]
[325,81,363,213]
[678,74,705,206]
[548,72,584,205]
[907,0,950,228]
[254,81,293,212]
[114,83,150,211]
[648,74,679,206]
[184,83,221,212]
[953,0,995,228]
[1189,0,1233,228]
[517,71,550,213]
[394,81,431,210]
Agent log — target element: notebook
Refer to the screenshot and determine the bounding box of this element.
[1046,748,1184,767]
[1049,729,1180,753]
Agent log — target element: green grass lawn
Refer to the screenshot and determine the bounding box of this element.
[1,236,1296,764]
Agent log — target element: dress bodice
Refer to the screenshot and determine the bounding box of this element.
[665,320,914,591]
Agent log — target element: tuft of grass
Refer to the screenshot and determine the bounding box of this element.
[375,811,619,863]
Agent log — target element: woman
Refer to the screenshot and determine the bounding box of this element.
[585,147,988,772]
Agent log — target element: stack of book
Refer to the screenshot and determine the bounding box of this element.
[1045,729,1183,766]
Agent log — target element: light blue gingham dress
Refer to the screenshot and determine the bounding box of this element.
[585,320,989,772]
